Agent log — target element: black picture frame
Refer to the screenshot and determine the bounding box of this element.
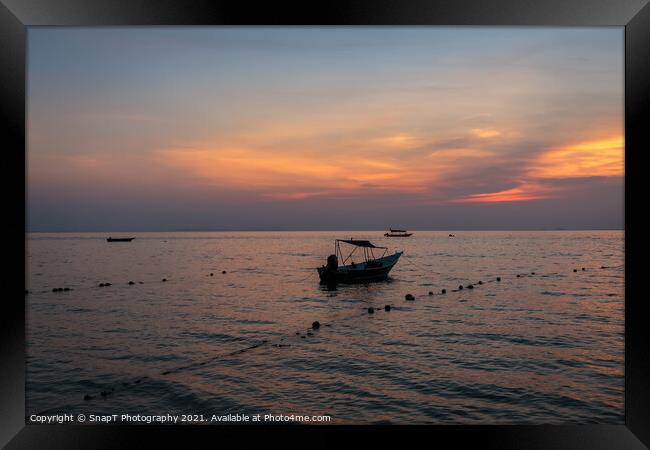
[2,0,648,448]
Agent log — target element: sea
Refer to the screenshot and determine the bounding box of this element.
[26,230,624,424]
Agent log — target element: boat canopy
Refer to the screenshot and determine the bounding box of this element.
[336,239,386,249]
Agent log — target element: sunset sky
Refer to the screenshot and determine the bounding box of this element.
[27,27,623,231]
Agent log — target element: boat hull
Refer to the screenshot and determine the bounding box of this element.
[384,233,412,237]
[317,252,402,284]
[106,237,135,242]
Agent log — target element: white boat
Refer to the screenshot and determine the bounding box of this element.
[384,228,413,237]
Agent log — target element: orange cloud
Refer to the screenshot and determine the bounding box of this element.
[451,182,556,204]
[429,148,494,159]
[370,133,420,149]
[150,131,622,205]
[530,136,623,179]
[156,145,435,198]
[471,128,501,138]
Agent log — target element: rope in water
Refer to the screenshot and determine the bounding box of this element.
[26,265,321,296]
[73,262,623,403]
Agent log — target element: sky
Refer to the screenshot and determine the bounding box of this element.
[27,27,624,231]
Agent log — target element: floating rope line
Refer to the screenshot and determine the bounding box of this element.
[29,262,621,403]
[402,255,436,274]
[293,270,317,283]
[26,260,623,297]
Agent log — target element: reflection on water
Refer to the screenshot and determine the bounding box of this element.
[26,231,624,423]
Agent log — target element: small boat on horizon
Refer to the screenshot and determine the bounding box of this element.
[384,228,413,237]
[317,239,402,285]
[106,237,135,242]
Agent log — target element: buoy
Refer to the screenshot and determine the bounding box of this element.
[467,284,474,289]
[601,266,606,269]
[100,391,109,397]
[517,274,520,278]
[441,289,446,294]
[83,394,92,401]
[307,332,313,336]
[458,285,463,290]
[312,321,320,329]
[581,267,585,271]
[52,288,59,292]
[162,278,167,282]
[405,294,415,300]
[384,305,391,311]
[210,273,214,276]
[478,280,483,285]
[295,332,300,335]
[105,283,111,286]
[368,307,374,313]
[428,291,433,296]
[573,269,577,272]
[128,281,135,285]
[496,277,501,282]
[300,335,306,339]
[99,283,105,287]
[63,287,71,291]
[222,271,227,274]
[531,272,535,275]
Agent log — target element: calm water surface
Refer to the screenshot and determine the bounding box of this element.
[26,231,624,424]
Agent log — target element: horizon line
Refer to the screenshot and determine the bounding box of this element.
[25,227,625,233]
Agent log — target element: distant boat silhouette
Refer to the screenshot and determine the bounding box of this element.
[106,237,135,242]
[384,228,413,237]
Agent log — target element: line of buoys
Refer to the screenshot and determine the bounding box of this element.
[51,287,72,292]
[411,263,618,302]
[77,261,620,405]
